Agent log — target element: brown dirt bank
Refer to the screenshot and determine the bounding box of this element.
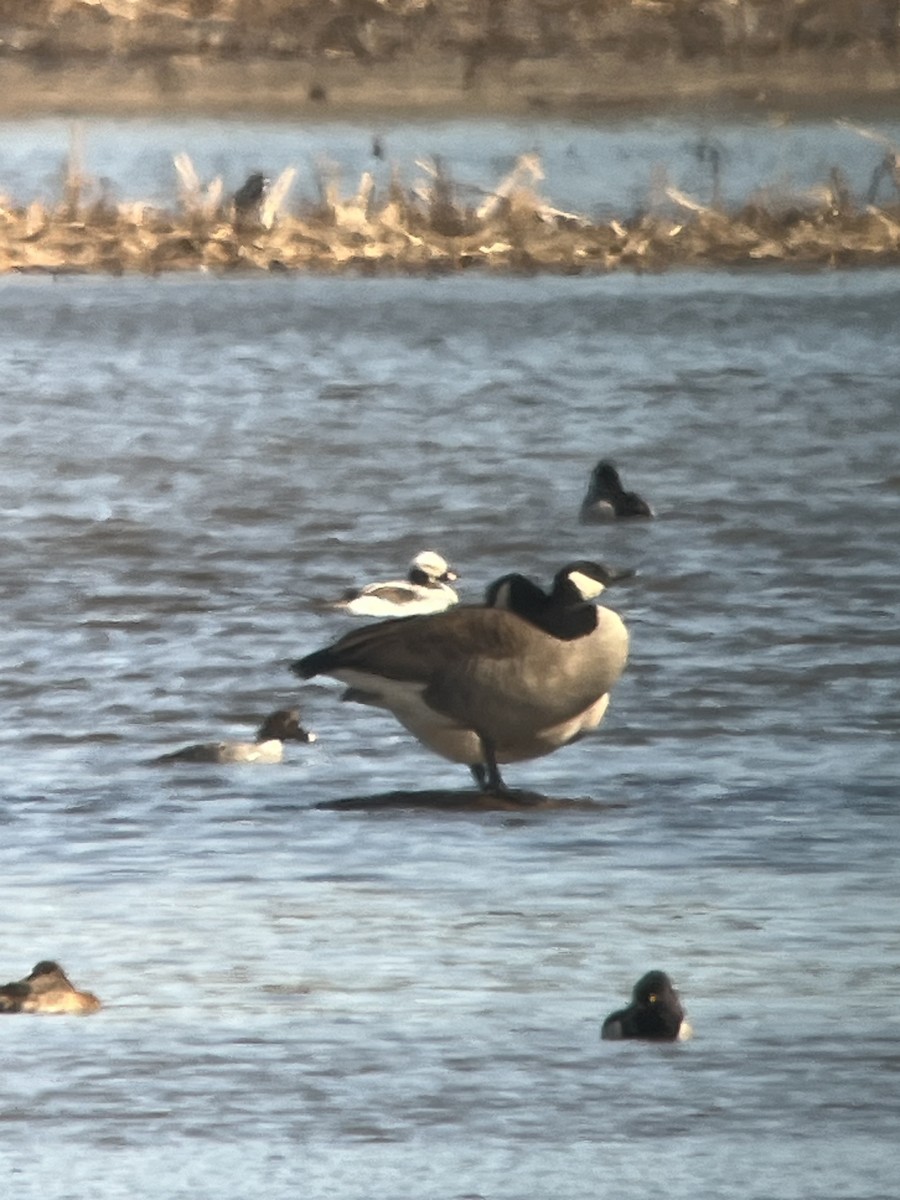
[1,51,899,122]
[3,4,899,273]
[0,0,898,119]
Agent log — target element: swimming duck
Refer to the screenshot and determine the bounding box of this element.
[0,961,101,1015]
[579,461,653,521]
[326,550,460,618]
[601,970,690,1041]
[153,708,316,764]
[293,560,628,794]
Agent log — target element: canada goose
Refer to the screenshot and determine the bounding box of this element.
[601,971,690,1042]
[0,961,101,1015]
[485,560,634,636]
[325,550,459,618]
[152,708,316,764]
[292,560,628,794]
[580,461,653,521]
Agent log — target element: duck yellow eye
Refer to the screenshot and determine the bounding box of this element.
[648,993,658,1003]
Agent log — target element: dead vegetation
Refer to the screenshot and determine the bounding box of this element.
[0,1,897,68]
[0,2,896,120]
[1,128,899,276]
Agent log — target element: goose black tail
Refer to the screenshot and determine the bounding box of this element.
[291,649,334,679]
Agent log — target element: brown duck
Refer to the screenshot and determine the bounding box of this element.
[0,961,101,1015]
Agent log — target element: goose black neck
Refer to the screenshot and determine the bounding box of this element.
[541,579,599,639]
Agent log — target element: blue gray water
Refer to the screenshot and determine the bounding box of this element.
[0,119,898,1200]
[1,112,899,214]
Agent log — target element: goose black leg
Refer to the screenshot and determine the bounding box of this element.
[470,763,488,790]
[479,739,509,796]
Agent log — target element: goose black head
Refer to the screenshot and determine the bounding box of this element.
[553,560,635,603]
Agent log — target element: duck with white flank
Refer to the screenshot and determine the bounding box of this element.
[293,560,629,795]
[326,550,459,618]
[153,708,316,764]
[601,970,691,1042]
[580,461,653,521]
[0,961,101,1015]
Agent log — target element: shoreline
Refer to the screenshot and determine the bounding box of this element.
[2,47,898,278]
[3,167,898,278]
[1,52,899,123]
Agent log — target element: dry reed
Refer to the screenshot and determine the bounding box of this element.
[1,138,899,277]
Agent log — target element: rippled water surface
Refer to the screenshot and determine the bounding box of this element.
[0,249,897,1193]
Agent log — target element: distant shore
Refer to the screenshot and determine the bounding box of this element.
[3,145,898,277]
[1,50,898,123]
[0,0,898,123]
[2,28,899,277]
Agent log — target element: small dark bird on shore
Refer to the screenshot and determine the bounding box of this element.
[601,970,690,1041]
[580,461,654,521]
[232,172,268,224]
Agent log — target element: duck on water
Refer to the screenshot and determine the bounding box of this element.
[601,970,691,1042]
[152,708,316,764]
[580,461,653,521]
[0,961,101,1015]
[293,560,630,795]
[324,550,460,618]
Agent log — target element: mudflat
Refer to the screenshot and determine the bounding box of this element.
[1,51,898,122]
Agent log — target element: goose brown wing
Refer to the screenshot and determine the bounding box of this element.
[294,605,624,738]
[293,607,524,683]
